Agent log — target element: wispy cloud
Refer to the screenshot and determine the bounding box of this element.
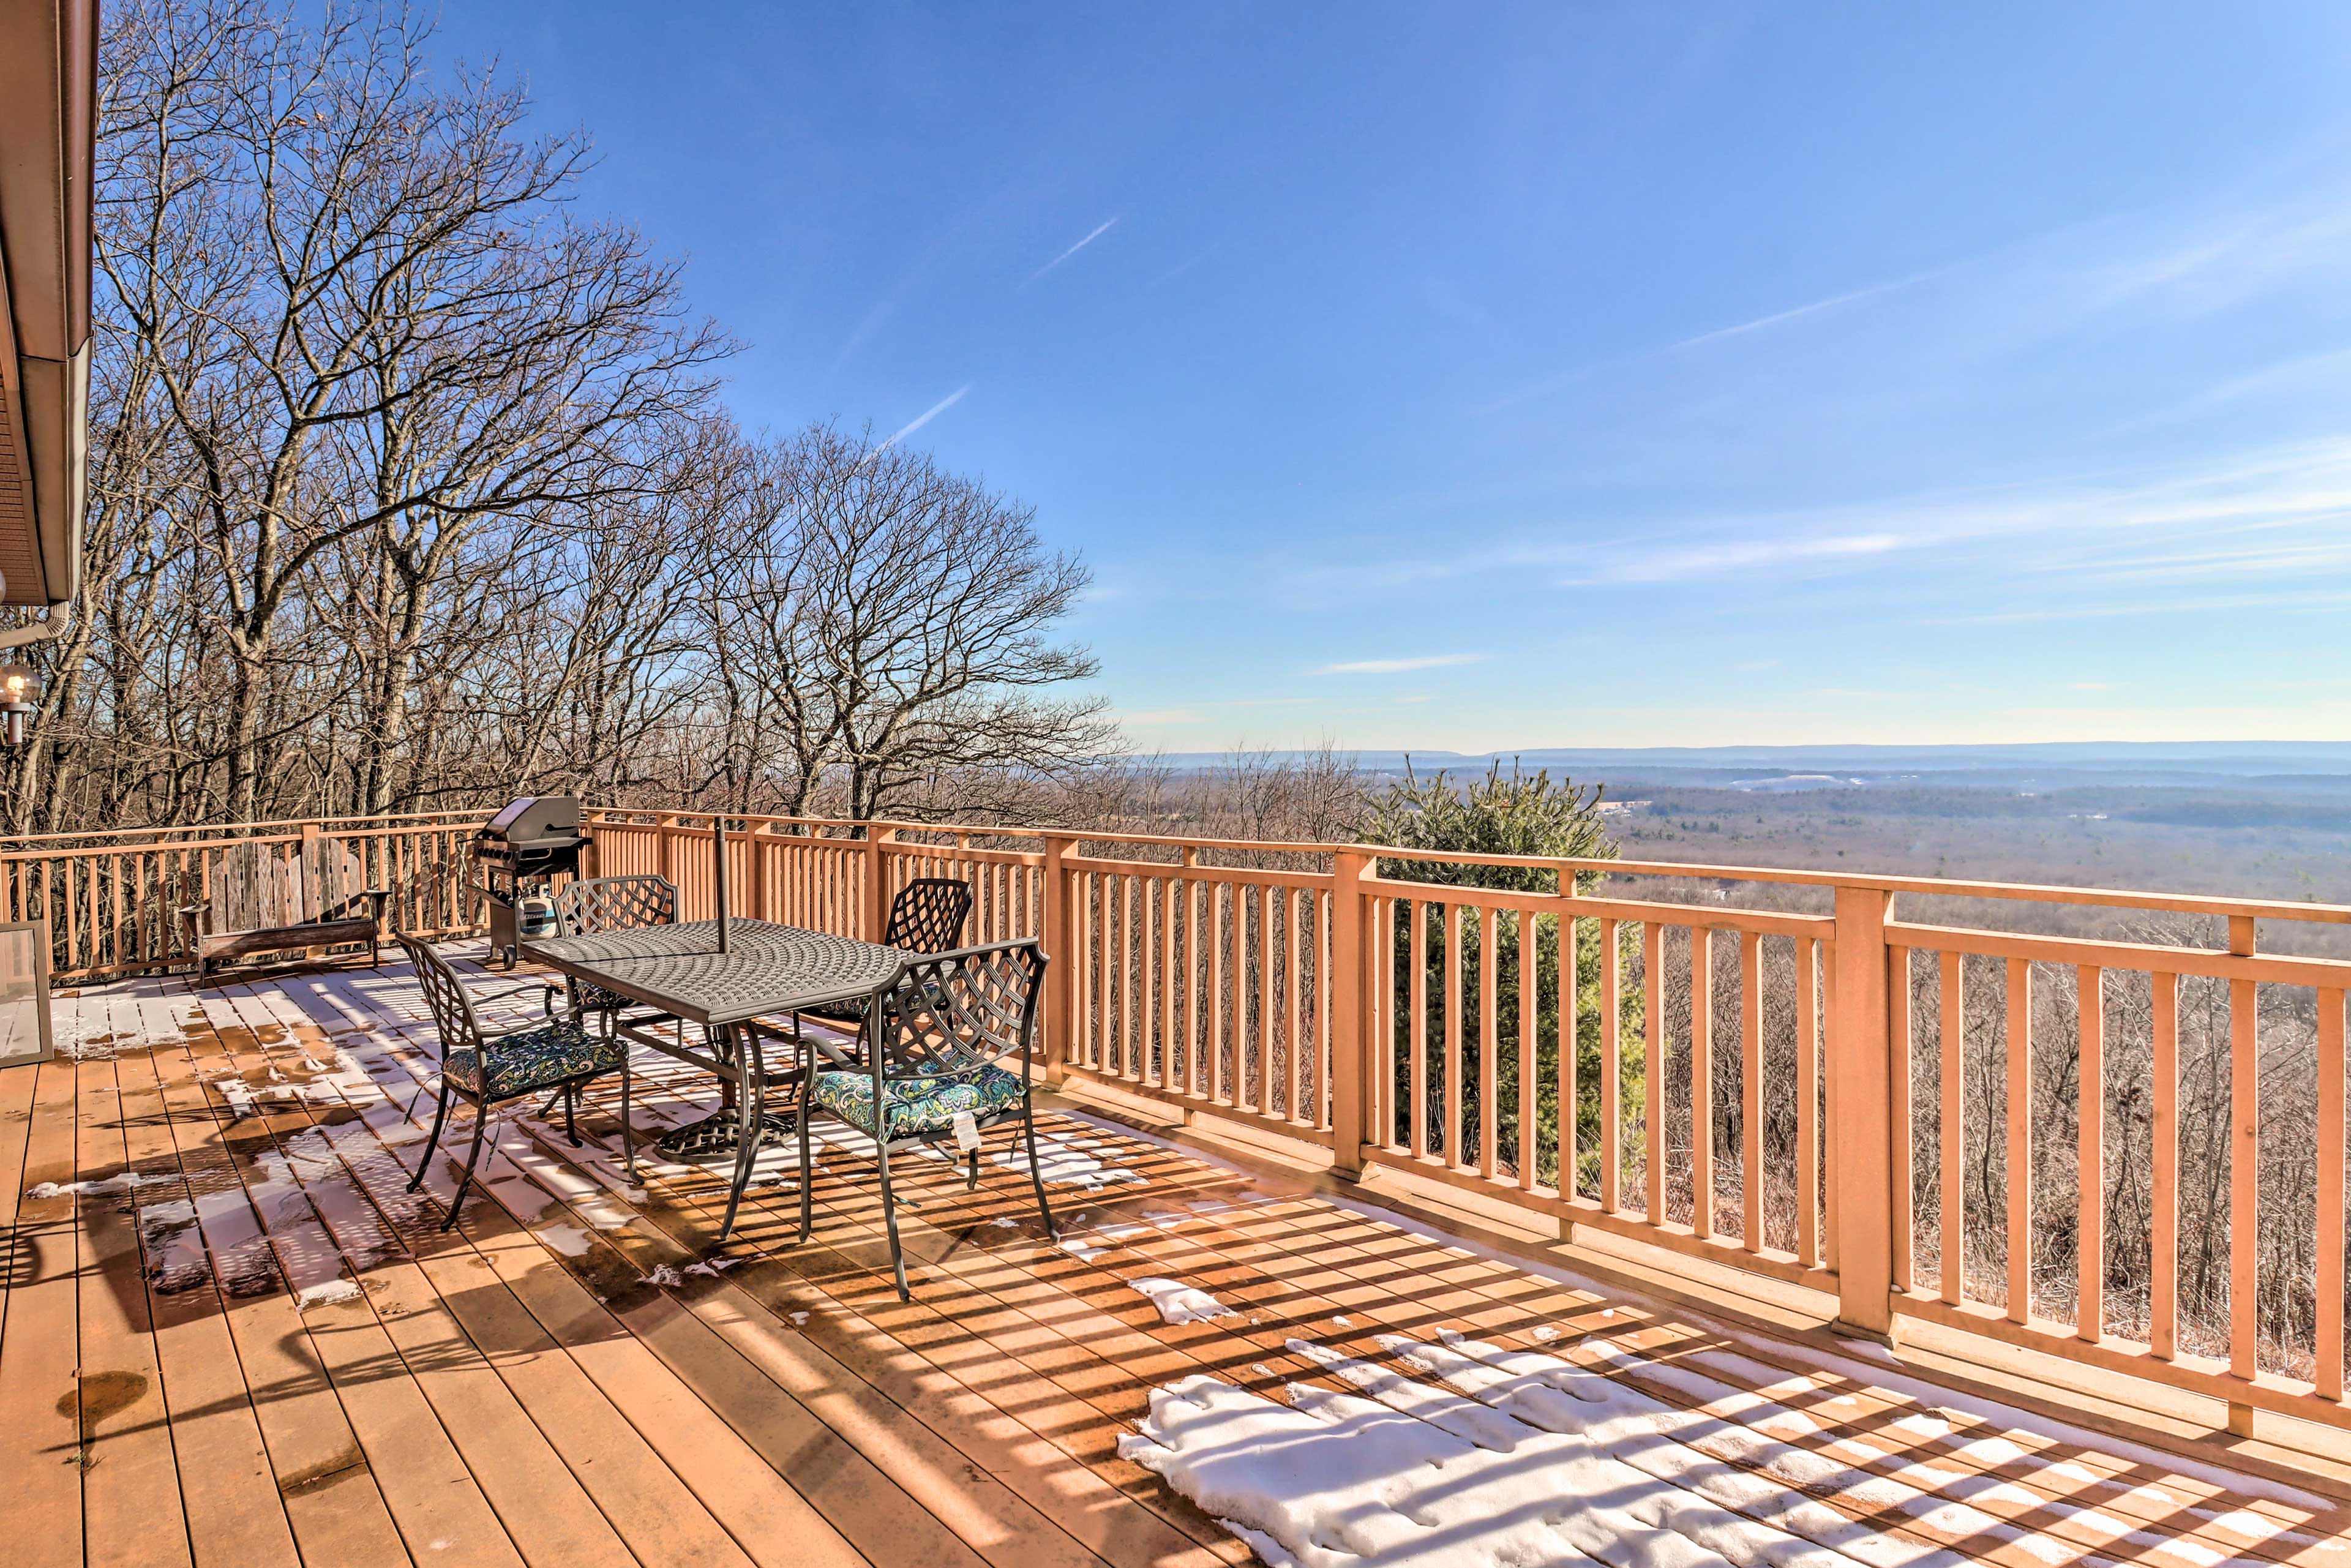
[1658,270,1941,354]
[1591,531,1906,584]
[1030,216,1120,281]
[1313,653,1489,675]
[876,384,971,452]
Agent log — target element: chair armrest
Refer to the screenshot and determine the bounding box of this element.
[468,981,556,1008]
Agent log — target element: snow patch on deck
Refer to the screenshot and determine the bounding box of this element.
[1128,1277,1235,1324]
[29,1171,173,1199]
[294,1278,362,1311]
[999,1132,1146,1188]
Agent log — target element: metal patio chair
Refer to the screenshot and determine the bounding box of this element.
[796,938,1054,1300]
[541,874,678,1031]
[799,876,973,1056]
[399,935,631,1231]
[535,874,678,1132]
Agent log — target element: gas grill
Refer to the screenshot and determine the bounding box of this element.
[474,796,591,969]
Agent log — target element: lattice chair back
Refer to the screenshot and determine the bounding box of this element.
[553,874,677,936]
[397,934,486,1060]
[866,939,1046,1088]
[882,877,974,954]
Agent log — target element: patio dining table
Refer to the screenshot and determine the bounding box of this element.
[523,916,907,1239]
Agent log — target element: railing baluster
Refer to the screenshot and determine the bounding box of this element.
[1125,874,1141,1080]
[1241,883,1260,1105]
[2230,972,2259,1386]
[1798,937,1820,1268]
[1602,919,1622,1214]
[1161,875,1179,1090]
[2078,964,2104,1343]
[2008,956,2033,1325]
[1519,907,1537,1191]
[2151,969,2178,1360]
[1559,907,1578,1201]
[1479,907,1499,1180]
[1265,887,1282,1119]
[1891,945,1912,1291]
[1741,931,1762,1252]
[1143,874,1160,1082]
[1289,886,1305,1123]
[1940,950,1965,1305]
[1319,885,1333,1130]
[2320,985,2345,1403]
[1692,926,1714,1238]
[1408,899,1428,1152]
[1077,872,1095,1070]
[1646,920,1665,1221]
[1210,883,1227,1105]
[1446,902,1464,1169]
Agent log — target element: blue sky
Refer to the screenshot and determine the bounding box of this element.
[435,4,2351,752]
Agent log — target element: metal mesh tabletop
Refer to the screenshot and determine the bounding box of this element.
[525,918,905,1024]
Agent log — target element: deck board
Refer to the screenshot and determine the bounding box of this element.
[2,947,2342,1568]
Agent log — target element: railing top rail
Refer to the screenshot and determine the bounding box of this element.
[1363,847,2351,926]
[0,808,485,849]
[595,808,2351,925]
[6,804,2340,931]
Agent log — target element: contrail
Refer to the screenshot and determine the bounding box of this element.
[875,384,971,452]
[1030,216,1119,280]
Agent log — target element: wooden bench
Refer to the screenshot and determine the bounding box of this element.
[178,836,391,985]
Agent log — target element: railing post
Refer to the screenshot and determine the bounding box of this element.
[1829,883,1897,1338]
[1329,848,1374,1177]
[861,826,894,942]
[746,819,770,921]
[299,822,324,963]
[1041,833,1073,1084]
[658,814,679,891]
[581,811,604,879]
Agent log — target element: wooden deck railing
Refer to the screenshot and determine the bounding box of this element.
[7,803,2348,1439]
[0,811,492,979]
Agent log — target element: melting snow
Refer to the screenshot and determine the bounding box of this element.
[999,1133,1146,1188]
[539,1223,593,1257]
[1122,1328,2040,1568]
[295,1278,362,1311]
[642,1264,686,1289]
[1057,1237,1103,1260]
[29,1171,171,1199]
[1129,1277,1235,1324]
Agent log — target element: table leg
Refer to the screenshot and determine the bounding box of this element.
[720,1024,767,1241]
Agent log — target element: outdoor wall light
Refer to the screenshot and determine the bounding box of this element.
[0,664,40,745]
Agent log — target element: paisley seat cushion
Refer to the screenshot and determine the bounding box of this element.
[443,1019,625,1100]
[808,1063,1028,1140]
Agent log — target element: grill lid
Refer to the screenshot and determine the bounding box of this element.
[479,795,582,846]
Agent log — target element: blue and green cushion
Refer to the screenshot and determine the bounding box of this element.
[808,1064,1029,1140]
[442,1019,625,1100]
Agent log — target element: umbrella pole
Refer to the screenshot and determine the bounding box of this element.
[713,812,731,953]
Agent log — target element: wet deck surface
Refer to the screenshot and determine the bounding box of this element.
[2,947,2344,1568]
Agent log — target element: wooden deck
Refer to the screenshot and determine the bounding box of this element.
[4,948,2346,1568]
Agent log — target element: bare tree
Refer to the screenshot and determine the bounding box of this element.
[699,424,1116,822]
[86,0,727,820]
